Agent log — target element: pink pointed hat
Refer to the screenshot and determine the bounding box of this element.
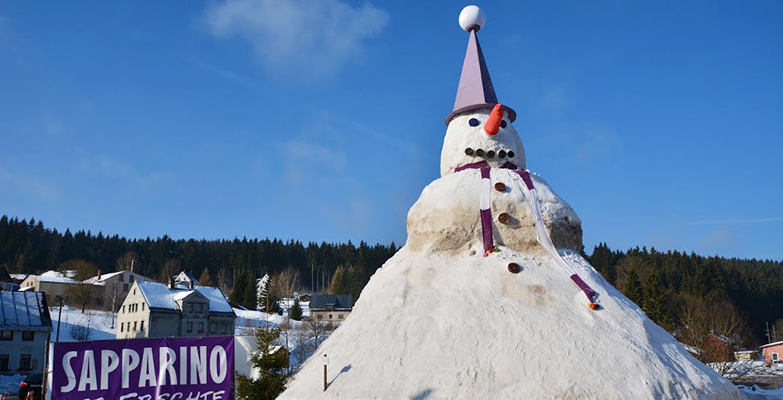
[445,5,516,125]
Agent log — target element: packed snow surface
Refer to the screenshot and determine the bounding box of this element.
[280,245,741,399]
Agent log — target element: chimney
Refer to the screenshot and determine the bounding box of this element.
[97,270,102,280]
[169,277,175,290]
[189,279,194,290]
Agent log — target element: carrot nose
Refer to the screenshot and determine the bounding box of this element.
[484,104,503,136]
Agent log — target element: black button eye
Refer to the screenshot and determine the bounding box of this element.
[500,120,507,128]
[507,151,515,158]
[468,118,480,127]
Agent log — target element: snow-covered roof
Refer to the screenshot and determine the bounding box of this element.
[84,271,124,284]
[10,274,28,280]
[36,270,80,284]
[136,280,234,315]
[0,291,52,329]
[309,294,354,310]
[760,341,783,348]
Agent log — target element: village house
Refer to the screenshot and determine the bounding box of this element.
[84,270,154,311]
[116,279,235,339]
[309,294,354,322]
[18,270,102,308]
[173,271,199,288]
[761,341,783,367]
[0,291,52,374]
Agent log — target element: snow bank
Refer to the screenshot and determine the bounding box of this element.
[279,246,741,399]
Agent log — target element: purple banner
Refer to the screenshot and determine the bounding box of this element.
[52,336,234,400]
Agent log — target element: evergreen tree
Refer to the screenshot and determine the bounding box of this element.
[235,327,287,400]
[230,271,248,306]
[643,268,672,328]
[242,271,257,310]
[625,268,644,306]
[289,298,303,321]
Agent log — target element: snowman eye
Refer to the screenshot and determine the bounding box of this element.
[500,120,507,128]
[468,118,480,127]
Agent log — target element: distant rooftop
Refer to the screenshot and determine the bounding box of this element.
[309,294,354,310]
[36,270,80,284]
[136,280,233,315]
[0,291,52,330]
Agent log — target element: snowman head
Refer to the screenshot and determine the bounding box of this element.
[440,104,526,176]
[441,6,526,176]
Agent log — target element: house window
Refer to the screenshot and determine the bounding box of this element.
[133,289,136,295]
[140,321,145,331]
[221,323,227,333]
[329,314,333,320]
[142,303,145,311]
[120,323,124,332]
[122,305,125,313]
[133,321,137,331]
[774,353,780,362]
[196,304,202,313]
[130,276,135,282]
[0,355,9,372]
[197,322,204,333]
[317,314,323,320]
[187,322,193,333]
[22,331,34,341]
[19,354,31,371]
[187,303,193,313]
[119,275,124,282]
[0,331,12,341]
[338,314,344,320]
[123,283,129,291]
[210,323,216,333]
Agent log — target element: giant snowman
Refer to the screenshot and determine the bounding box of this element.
[279,6,741,400]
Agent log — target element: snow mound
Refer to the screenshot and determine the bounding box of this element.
[280,245,740,399]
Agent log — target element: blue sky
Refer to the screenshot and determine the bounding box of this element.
[1,0,781,260]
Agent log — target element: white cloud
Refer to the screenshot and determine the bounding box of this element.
[203,0,389,78]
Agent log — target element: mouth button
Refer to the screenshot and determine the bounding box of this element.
[498,150,506,158]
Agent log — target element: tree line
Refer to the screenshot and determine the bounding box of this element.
[2,216,781,347]
[0,216,397,302]
[586,243,783,346]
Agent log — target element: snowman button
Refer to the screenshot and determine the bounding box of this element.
[465,148,474,155]
[476,149,485,156]
[498,213,511,224]
[486,150,495,158]
[494,182,506,192]
[498,150,506,158]
[508,151,515,158]
[508,263,521,274]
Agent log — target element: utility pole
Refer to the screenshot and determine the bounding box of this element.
[56,298,64,342]
[766,322,772,344]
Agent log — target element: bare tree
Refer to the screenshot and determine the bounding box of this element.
[66,282,100,313]
[305,318,325,350]
[69,312,95,341]
[116,251,137,271]
[217,267,233,296]
[677,295,758,382]
[158,259,180,283]
[269,268,302,300]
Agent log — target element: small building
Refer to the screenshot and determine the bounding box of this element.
[734,350,758,361]
[0,291,52,373]
[116,280,235,339]
[19,271,102,307]
[0,266,22,291]
[761,341,783,367]
[309,294,354,322]
[84,270,154,311]
[174,271,199,288]
[702,333,734,362]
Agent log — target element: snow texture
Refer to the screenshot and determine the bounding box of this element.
[279,105,740,399]
[36,270,79,284]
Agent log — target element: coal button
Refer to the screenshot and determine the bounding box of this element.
[486,150,495,158]
[465,148,474,155]
[494,182,506,192]
[476,149,485,156]
[507,151,515,158]
[498,213,511,224]
[508,263,520,274]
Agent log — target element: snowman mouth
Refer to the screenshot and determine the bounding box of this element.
[464,148,514,159]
